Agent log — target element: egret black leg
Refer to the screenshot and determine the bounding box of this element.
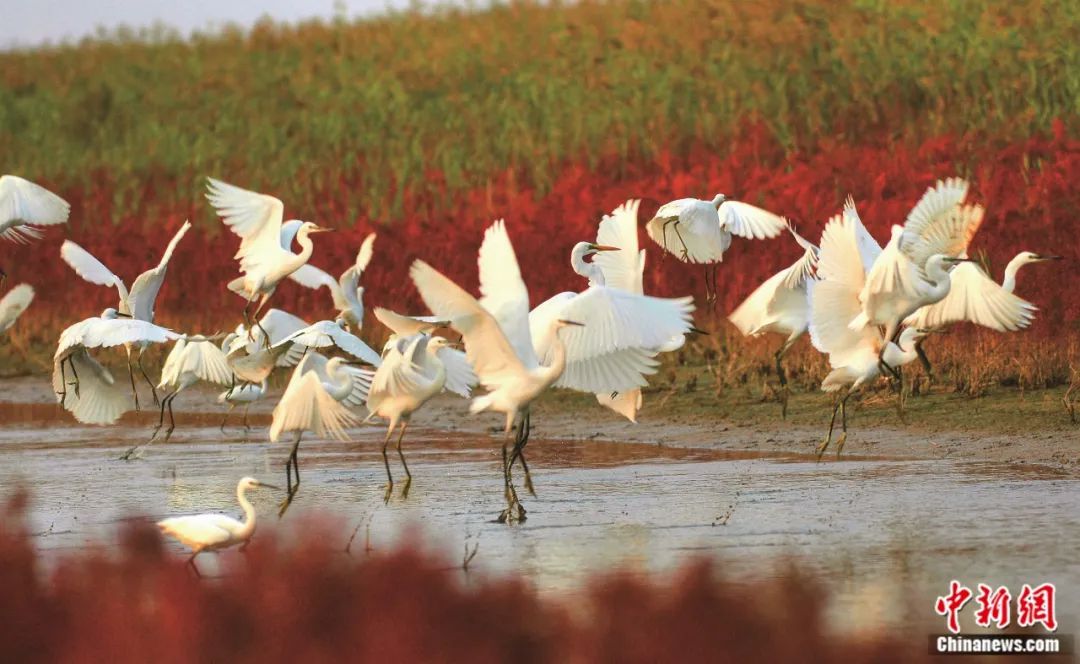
[817,392,844,459]
[219,404,235,434]
[137,350,159,406]
[187,551,203,578]
[396,423,412,499]
[162,392,178,443]
[381,425,394,504]
[68,356,81,399]
[127,355,141,412]
[278,432,302,517]
[835,394,851,456]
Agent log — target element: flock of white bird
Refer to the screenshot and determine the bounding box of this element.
[0,173,1059,568]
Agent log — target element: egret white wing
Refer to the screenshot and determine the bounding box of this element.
[205,178,285,262]
[0,284,34,334]
[157,515,234,548]
[127,221,191,322]
[53,351,130,425]
[373,307,447,336]
[718,201,787,240]
[0,175,70,243]
[60,241,129,303]
[553,346,660,393]
[270,368,359,442]
[594,199,643,293]
[476,220,538,368]
[410,260,529,391]
[82,319,179,350]
[906,261,1037,332]
[435,346,476,398]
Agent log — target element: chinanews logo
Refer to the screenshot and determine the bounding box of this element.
[930,581,1073,656]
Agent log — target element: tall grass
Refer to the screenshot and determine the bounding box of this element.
[1,0,1078,218]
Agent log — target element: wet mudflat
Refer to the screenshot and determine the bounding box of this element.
[2,403,1078,634]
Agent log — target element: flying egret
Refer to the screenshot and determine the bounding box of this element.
[0,175,70,243]
[60,221,192,408]
[728,221,819,416]
[904,251,1061,376]
[275,319,383,367]
[0,281,34,336]
[849,179,980,374]
[157,476,279,577]
[410,220,585,523]
[270,351,368,516]
[52,309,179,425]
[288,232,377,333]
[205,178,331,341]
[365,332,474,501]
[219,379,266,433]
[644,193,787,301]
[118,336,234,460]
[587,199,699,421]
[809,207,931,456]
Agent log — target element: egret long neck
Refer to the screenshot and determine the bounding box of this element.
[538,330,569,387]
[571,247,605,287]
[293,230,316,265]
[1002,254,1029,293]
[236,484,257,540]
[922,258,954,305]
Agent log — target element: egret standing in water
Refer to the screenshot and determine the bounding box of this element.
[645,193,787,301]
[157,476,279,577]
[365,332,474,501]
[0,175,70,243]
[410,221,585,523]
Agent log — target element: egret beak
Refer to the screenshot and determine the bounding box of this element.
[310,226,333,234]
[1035,254,1064,261]
[589,244,620,252]
[944,257,974,264]
[689,326,710,336]
[258,482,282,491]
[558,319,585,327]
[115,312,133,318]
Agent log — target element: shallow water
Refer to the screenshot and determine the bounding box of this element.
[2,403,1078,635]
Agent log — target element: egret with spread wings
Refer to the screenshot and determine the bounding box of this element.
[410,220,583,523]
[271,351,369,516]
[60,221,191,408]
[645,193,787,301]
[809,204,930,457]
[365,331,474,501]
[205,178,331,341]
[529,201,696,424]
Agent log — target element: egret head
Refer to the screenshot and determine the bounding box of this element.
[299,221,333,236]
[1019,251,1064,264]
[427,336,458,352]
[710,194,727,208]
[101,307,120,319]
[571,241,619,262]
[238,476,280,491]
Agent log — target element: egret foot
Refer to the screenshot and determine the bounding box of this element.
[815,436,831,460]
[400,477,412,500]
[834,432,848,457]
[277,491,297,518]
[523,471,535,498]
[383,482,394,505]
[780,385,790,420]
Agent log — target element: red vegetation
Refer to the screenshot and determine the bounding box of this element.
[0,493,998,662]
[6,126,1079,345]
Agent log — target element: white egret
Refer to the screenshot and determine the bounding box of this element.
[645,193,787,301]
[118,336,233,460]
[849,179,981,373]
[270,351,368,515]
[275,319,383,367]
[0,175,70,243]
[205,178,331,339]
[365,332,474,500]
[528,242,694,426]
[52,309,179,424]
[157,476,279,577]
[410,220,584,523]
[288,232,377,333]
[219,379,266,433]
[904,251,1060,375]
[587,199,699,421]
[60,221,192,408]
[809,206,931,456]
[0,281,34,336]
[728,221,819,416]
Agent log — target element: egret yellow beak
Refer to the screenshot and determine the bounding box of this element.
[589,244,620,252]
[558,319,585,327]
[258,482,282,491]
